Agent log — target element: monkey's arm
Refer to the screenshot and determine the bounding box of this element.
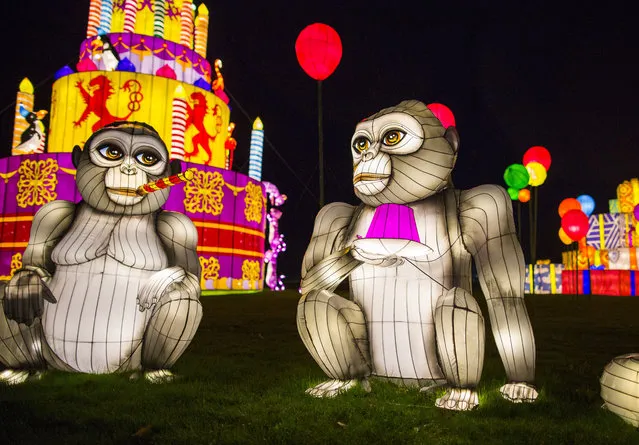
[156,211,201,277]
[300,203,363,295]
[459,185,536,385]
[5,200,76,324]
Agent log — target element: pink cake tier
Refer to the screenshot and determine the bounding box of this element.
[79,33,212,87]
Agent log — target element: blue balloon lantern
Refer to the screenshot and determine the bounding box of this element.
[577,194,595,216]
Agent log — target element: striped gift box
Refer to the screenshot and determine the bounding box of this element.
[586,213,622,250]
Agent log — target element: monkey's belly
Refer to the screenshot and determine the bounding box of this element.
[350,264,446,383]
[42,256,155,373]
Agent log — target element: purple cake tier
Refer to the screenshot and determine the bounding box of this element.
[78,33,212,86]
[0,154,266,291]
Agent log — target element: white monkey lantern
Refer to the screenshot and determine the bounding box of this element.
[298,100,538,410]
[601,353,639,427]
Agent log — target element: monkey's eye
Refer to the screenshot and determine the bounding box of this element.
[352,137,370,153]
[135,151,159,166]
[98,144,123,161]
[382,130,405,146]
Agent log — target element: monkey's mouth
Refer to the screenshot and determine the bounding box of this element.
[107,187,139,197]
[353,173,390,184]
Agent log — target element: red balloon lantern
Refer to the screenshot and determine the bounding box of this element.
[427,103,456,128]
[295,23,343,81]
[523,146,551,171]
[561,209,590,241]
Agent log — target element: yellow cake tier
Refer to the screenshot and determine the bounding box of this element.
[48,71,229,167]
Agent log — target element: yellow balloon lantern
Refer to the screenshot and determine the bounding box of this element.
[558,227,572,245]
[526,161,547,186]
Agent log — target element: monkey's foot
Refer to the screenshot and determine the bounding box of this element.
[305,378,369,398]
[144,369,176,384]
[435,388,479,411]
[500,382,538,403]
[0,369,30,385]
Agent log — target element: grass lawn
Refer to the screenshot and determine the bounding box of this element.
[2,289,639,444]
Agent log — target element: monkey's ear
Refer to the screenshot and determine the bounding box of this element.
[72,145,82,168]
[170,159,182,176]
[444,127,460,154]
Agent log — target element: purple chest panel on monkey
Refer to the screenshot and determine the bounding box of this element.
[347,195,455,382]
[44,204,168,373]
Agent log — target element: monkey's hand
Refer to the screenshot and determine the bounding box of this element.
[4,266,56,325]
[500,382,538,403]
[350,246,404,267]
[138,266,200,312]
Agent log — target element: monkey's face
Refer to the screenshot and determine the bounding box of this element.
[76,128,171,215]
[351,100,458,206]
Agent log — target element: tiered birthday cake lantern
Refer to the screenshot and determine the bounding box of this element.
[0,0,286,292]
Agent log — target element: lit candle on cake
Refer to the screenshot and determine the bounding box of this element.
[194,3,209,58]
[170,85,187,161]
[122,0,138,33]
[153,0,166,38]
[98,0,114,34]
[87,0,102,37]
[248,117,264,181]
[12,78,34,151]
[179,0,194,49]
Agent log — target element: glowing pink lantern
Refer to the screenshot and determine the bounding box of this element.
[295,23,342,81]
[76,58,97,72]
[366,203,420,242]
[156,64,177,79]
[523,146,551,171]
[427,103,456,128]
[634,204,639,221]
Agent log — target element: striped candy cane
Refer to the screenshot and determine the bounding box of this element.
[179,0,194,49]
[122,0,138,33]
[87,0,102,37]
[171,85,187,161]
[153,0,166,38]
[98,0,114,34]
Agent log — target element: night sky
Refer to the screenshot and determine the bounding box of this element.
[1,1,637,282]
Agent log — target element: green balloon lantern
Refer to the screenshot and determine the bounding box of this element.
[507,187,519,200]
[504,164,530,190]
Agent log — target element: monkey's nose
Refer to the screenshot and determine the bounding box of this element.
[120,163,137,175]
[362,151,374,161]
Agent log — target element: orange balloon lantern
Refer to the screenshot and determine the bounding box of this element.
[558,227,572,245]
[518,188,531,202]
[295,23,343,80]
[523,146,551,170]
[558,198,581,218]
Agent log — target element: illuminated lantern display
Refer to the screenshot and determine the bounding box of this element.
[86,0,101,37]
[0,0,287,330]
[153,0,166,38]
[194,4,210,58]
[525,161,547,187]
[601,354,639,427]
[299,100,538,410]
[518,188,531,203]
[295,23,343,81]
[561,209,589,241]
[523,146,551,171]
[122,0,138,33]
[507,187,519,200]
[98,0,114,34]
[248,117,264,181]
[558,197,581,217]
[503,163,529,190]
[1,122,203,383]
[634,204,639,221]
[576,194,595,217]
